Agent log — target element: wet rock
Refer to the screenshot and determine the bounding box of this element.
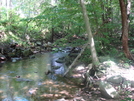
[51,52,67,67]
[32,50,39,54]
[56,57,65,63]
[12,59,16,62]
[36,41,42,46]
[61,47,72,53]
[0,54,6,61]
[22,49,33,57]
[11,57,22,62]
[68,47,81,57]
[54,66,65,75]
[99,81,119,99]
[52,66,61,69]
[43,42,53,51]
[51,60,62,67]
[70,47,81,53]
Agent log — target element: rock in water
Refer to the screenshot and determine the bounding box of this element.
[99,81,119,99]
[55,57,65,63]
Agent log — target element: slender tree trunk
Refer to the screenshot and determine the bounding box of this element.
[0,1,2,19]
[119,0,133,60]
[80,0,99,67]
[6,0,9,20]
[51,27,54,43]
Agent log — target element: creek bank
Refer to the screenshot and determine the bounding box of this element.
[0,40,54,65]
[52,51,134,100]
[0,53,52,101]
[96,60,134,99]
[76,59,134,100]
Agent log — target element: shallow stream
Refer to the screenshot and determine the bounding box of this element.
[0,53,79,101]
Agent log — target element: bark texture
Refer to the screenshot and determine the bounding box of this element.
[80,0,99,67]
[119,0,133,60]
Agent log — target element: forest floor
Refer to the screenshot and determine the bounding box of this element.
[69,64,134,101]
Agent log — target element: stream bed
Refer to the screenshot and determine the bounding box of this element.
[0,53,79,101]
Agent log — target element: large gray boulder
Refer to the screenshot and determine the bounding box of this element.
[107,75,124,84]
[99,81,119,99]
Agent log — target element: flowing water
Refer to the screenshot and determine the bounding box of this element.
[0,53,79,101]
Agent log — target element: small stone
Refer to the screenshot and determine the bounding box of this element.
[12,59,16,62]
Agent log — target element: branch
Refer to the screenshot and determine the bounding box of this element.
[63,42,89,76]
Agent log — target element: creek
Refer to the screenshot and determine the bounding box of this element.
[0,52,79,101]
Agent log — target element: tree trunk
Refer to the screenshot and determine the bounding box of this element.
[6,0,9,20]
[119,0,133,60]
[51,27,54,43]
[0,1,2,19]
[80,0,99,67]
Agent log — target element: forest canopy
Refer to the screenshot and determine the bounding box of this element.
[0,0,134,61]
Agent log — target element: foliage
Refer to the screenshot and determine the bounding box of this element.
[79,48,92,64]
[121,97,134,101]
[0,0,134,62]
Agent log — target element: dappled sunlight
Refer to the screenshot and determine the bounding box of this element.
[102,60,134,80]
[22,85,30,91]
[25,73,40,80]
[40,94,62,99]
[44,79,54,85]
[1,0,134,100]
[47,63,51,66]
[0,75,6,80]
[25,74,34,78]
[33,79,78,100]
[0,53,80,100]
[0,90,3,93]
[8,31,21,42]
[0,53,52,100]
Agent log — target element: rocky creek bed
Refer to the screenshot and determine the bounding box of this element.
[47,47,134,101]
[0,47,84,101]
[0,42,134,101]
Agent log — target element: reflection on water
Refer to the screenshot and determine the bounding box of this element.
[0,53,78,101]
[0,53,51,101]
